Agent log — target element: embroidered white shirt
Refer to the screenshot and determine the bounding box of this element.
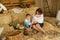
[33,14,44,23]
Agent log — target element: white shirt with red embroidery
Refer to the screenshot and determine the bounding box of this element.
[33,14,44,23]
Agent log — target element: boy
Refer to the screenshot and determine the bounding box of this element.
[24,14,31,35]
[24,14,31,30]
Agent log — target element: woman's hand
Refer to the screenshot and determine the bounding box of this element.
[32,21,38,24]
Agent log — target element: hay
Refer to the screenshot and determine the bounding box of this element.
[9,9,26,24]
[23,0,35,3]
[18,7,38,24]
[22,21,60,40]
[8,9,19,22]
[8,7,60,40]
[19,7,37,24]
[43,21,59,32]
[0,14,12,25]
[27,38,35,40]
[0,24,14,37]
[14,21,59,40]
[23,6,38,15]
[6,30,23,40]
[8,7,38,24]
[44,17,57,26]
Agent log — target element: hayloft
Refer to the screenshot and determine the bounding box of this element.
[0,0,60,40]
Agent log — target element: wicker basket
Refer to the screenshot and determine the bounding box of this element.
[6,30,23,40]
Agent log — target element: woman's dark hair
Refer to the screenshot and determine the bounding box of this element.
[35,8,43,15]
[26,14,30,16]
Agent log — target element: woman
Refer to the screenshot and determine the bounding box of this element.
[32,8,45,33]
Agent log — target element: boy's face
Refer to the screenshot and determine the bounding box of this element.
[27,15,31,19]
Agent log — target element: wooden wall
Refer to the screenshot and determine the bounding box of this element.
[0,0,20,3]
[0,0,21,9]
[52,0,60,17]
[22,0,35,3]
[0,0,60,17]
[35,0,60,17]
[0,0,35,9]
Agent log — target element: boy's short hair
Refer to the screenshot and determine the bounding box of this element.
[26,14,30,16]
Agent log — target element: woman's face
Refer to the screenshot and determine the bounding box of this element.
[27,15,31,19]
[35,11,41,17]
[36,11,41,15]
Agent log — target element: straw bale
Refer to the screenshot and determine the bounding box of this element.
[43,21,60,32]
[8,7,38,24]
[44,17,58,26]
[0,14,12,24]
[6,30,23,40]
[0,24,14,37]
[24,6,38,15]
[18,7,38,24]
[9,9,26,24]
[8,9,19,22]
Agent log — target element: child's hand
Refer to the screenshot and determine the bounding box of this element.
[33,21,38,24]
[31,22,33,24]
[31,21,38,24]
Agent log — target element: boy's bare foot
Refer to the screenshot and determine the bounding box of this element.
[26,28,32,31]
